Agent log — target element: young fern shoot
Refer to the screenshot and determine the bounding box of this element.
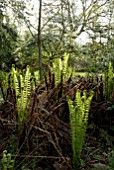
[67,90,94,169]
[2,150,15,170]
[11,65,31,122]
[52,53,73,85]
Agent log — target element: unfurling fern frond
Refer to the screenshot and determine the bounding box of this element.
[2,150,15,170]
[30,70,40,90]
[67,90,94,169]
[62,53,72,81]
[22,65,31,122]
[11,65,31,122]
[52,53,73,85]
[52,57,62,84]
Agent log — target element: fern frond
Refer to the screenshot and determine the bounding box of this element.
[34,70,40,84]
[10,65,31,122]
[52,58,61,84]
[21,65,31,122]
[11,66,20,99]
[62,53,69,79]
[52,53,73,85]
[67,90,94,169]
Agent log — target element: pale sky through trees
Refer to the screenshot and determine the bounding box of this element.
[29,0,88,44]
[3,0,110,44]
[24,0,110,44]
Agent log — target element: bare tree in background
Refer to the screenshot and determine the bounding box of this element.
[38,0,43,80]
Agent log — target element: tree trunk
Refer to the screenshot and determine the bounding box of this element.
[38,0,43,80]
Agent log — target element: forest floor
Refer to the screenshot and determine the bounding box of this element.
[0,74,114,170]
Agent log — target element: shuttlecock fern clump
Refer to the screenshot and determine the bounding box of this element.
[67,90,94,169]
[11,65,31,123]
[52,53,72,84]
[104,62,114,100]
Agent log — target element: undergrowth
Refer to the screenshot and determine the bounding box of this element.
[104,62,114,100]
[0,59,114,170]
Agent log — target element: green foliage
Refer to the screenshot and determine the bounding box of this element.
[67,90,94,169]
[0,65,40,122]
[108,150,114,170]
[0,70,9,102]
[10,65,31,122]
[15,31,38,69]
[52,57,62,84]
[31,70,40,89]
[107,105,114,111]
[2,150,15,170]
[104,62,114,100]
[0,10,18,71]
[52,53,72,84]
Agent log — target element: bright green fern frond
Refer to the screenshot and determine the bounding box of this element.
[52,58,62,84]
[19,65,31,122]
[10,65,31,123]
[62,53,69,78]
[34,70,40,84]
[20,75,24,91]
[52,53,73,85]
[24,66,31,96]
[67,90,94,169]
[11,66,20,99]
[2,150,15,170]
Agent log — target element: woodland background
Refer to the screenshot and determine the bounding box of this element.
[0,0,114,73]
